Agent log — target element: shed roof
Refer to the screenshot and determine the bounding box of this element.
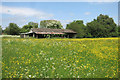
[31,28,77,34]
[35,32,64,34]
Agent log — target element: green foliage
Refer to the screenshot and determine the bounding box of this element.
[40,20,63,29]
[66,20,86,38]
[28,22,38,28]
[20,25,32,33]
[118,26,120,36]
[86,14,118,38]
[85,33,93,38]
[4,23,20,35]
[21,22,38,33]
[0,26,2,35]
[2,14,118,38]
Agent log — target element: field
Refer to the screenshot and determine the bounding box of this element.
[2,37,118,78]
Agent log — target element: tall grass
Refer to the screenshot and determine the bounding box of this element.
[2,37,118,78]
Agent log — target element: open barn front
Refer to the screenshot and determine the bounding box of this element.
[36,34,65,38]
[35,34,76,38]
[20,28,77,38]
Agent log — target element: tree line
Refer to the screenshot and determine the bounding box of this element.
[0,14,120,38]
[66,14,119,38]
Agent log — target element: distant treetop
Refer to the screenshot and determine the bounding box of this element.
[40,20,63,29]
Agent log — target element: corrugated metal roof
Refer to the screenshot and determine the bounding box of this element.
[31,28,77,34]
[35,32,64,34]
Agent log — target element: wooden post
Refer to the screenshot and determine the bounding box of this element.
[24,34,25,38]
[28,34,29,38]
[67,35,69,38]
[33,33,35,38]
[36,34,38,38]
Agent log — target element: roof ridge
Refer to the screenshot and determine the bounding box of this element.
[31,28,77,33]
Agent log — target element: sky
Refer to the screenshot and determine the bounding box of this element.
[0,2,118,29]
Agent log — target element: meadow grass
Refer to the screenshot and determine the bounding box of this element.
[2,37,118,78]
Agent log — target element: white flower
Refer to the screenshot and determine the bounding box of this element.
[33,75,36,78]
[87,73,91,76]
[64,68,66,70]
[52,63,55,65]
[29,75,31,77]
[73,76,75,77]
[50,57,54,60]
[40,74,43,76]
[46,76,49,78]
[52,66,56,70]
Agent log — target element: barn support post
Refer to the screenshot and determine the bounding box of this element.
[33,33,35,38]
[67,35,69,38]
[24,34,25,38]
[36,34,38,38]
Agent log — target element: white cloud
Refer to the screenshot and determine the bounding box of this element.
[0,5,53,18]
[85,12,91,15]
[0,5,54,28]
[1,0,119,2]
[2,16,29,29]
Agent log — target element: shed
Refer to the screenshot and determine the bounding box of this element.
[20,28,77,38]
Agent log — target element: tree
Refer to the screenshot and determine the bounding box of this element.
[40,20,63,29]
[66,20,86,38]
[86,14,118,38]
[28,22,38,28]
[118,26,120,36]
[4,23,20,35]
[0,26,2,35]
[20,25,32,33]
[21,22,38,33]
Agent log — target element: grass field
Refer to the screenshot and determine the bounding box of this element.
[2,37,118,78]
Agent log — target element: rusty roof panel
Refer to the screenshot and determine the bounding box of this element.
[35,32,64,34]
[31,28,77,33]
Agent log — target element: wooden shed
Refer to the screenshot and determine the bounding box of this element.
[20,28,77,38]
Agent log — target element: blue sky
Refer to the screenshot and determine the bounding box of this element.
[0,2,118,29]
